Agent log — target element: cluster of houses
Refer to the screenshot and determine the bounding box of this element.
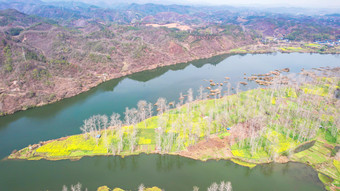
[261,36,340,47]
[313,40,340,47]
[261,37,289,43]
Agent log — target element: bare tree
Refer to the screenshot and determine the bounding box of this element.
[219,181,226,191]
[110,142,116,156]
[163,132,175,152]
[101,115,108,131]
[80,119,92,138]
[117,128,124,153]
[125,107,138,125]
[176,135,184,151]
[70,183,82,191]
[156,124,164,152]
[124,107,132,125]
[109,113,122,135]
[129,126,138,152]
[138,184,145,191]
[156,97,168,115]
[225,182,232,191]
[179,92,185,105]
[227,82,231,96]
[197,86,205,100]
[138,100,148,127]
[207,181,232,191]
[147,102,153,118]
[101,115,109,149]
[109,113,121,127]
[187,88,194,103]
[62,183,89,191]
[62,185,68,191]
[138,100,147,119]
[81,115,108,139]
[93,115,105,131]
[208,182,218,191]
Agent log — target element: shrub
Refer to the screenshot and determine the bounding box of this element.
[3,45,13,72]
[6,27,23,36]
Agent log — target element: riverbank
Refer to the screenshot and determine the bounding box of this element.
[229,42,340,54]
[1,43,339,117]
[7,68,340,190]
[0,48,231,117]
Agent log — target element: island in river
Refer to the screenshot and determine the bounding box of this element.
[8,67,340,190]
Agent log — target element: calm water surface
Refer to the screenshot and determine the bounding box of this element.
[0,154,326,191]
[0,53,338,190]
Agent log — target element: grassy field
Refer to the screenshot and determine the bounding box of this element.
[279,43,339,54]
[304,43,323,48]
[280,47,305,52]
[229,48,247,53]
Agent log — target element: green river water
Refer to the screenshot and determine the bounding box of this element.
[0,53,339,191]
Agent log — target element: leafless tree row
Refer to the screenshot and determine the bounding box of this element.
[61,181,232,191]
[62,183,86,191]
[79,69,339,157]
[207,181,232,191]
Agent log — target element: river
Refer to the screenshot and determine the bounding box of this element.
[0,154,325,191]
[0,53,339,190]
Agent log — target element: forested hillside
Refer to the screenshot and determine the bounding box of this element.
[0,0,339,116]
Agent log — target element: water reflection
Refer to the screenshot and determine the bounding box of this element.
[0,154,325,191]
[259,162,275,176]
[0,53,339,161]
[0,54,229,127]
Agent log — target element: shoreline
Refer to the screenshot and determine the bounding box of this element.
[4,74,340,190]
[4,145,335,189]
[1,49,230,117]
[1,44,339,117]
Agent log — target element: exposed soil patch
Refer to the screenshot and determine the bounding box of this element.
[227,118,265,145]
[179,118,265,160]
[179,135,232,160]
[275,156,289,163]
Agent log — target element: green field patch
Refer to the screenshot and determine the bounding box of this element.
[304,43,322,48]
[231,144,269,159]
[69,150,93,157]
[218,131,231,139]
[230,48,247,52]
[301,84,330,97]
[293,141,330,164]
[318,173,333,188]
[265,129,298,153]
[138,128,156,145]
[280,47,304,52]
[333,160,340,174]
[36,134,99,156]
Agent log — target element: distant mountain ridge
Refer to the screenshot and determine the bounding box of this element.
[0,2,339,116]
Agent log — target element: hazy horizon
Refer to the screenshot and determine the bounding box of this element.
[40,0,340,9]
